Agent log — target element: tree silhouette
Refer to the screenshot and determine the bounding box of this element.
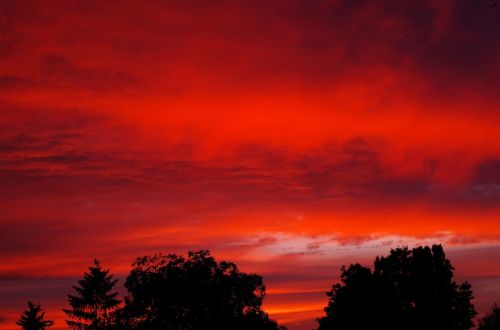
[16,301,54,330]
[317,245,476,330]
[478,303,500,330]
[63,259,121,330]
[123,250,285,330]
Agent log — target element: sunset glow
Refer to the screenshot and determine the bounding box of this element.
[1,1,500,329]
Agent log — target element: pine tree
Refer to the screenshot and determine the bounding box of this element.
[63,259,121,330]
[16,301,54,330]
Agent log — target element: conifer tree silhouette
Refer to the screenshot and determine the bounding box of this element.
[478,303,500,330]
[16,301,54,330]
[63,259,121,330]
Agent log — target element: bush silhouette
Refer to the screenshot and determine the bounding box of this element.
[122,250,284,330]
[317,245,476,330]
[478,303,500,330]
[17,301,54,330]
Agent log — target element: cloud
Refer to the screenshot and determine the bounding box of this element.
[1,1,500,329]
[37,54,139,91]
[475,159,500,184]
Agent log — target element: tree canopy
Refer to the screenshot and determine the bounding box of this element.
[317,245,476,330]
[20,246,485,330]
[478,303,500,330]
[63,259,121,330]
[123,250,283,330]
[16,301,54,330]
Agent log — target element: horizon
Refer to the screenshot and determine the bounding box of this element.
[1,0,500,329]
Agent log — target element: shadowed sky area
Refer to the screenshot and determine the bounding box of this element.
[1,0,500,329]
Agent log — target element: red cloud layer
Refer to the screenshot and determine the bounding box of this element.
[1,0,500,329]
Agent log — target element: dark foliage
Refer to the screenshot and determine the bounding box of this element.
[122,250,284,330]
[478,303,500,330]
[317,245,476,330]
[63,259,121,330]
[16,301,54,330]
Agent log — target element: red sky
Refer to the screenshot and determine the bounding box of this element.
[1,0,500,329]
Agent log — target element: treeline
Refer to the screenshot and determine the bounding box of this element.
[16,245,500,330]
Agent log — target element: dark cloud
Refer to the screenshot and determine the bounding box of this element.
[475,158,500,185]
[0,0,497,125]
[0,75,45,90]
[37,54,139,91]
